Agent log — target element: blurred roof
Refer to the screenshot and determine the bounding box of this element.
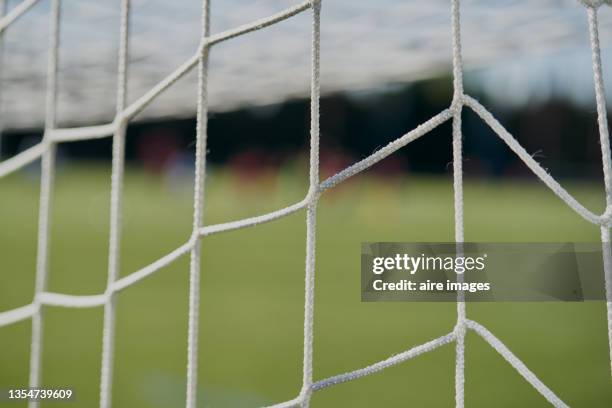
[1,0,611,129]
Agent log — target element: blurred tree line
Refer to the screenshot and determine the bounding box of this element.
[1,76,608,180]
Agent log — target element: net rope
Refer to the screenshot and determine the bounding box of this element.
[0,0,610,407]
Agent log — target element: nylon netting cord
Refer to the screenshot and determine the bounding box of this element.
[0,0,6,159]
[0,1,609,407]
[99,1,131,408]
[28,2,60,408]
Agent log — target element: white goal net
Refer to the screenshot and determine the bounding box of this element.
[0,0,611,408]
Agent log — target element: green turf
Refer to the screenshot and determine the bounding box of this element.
[1,163,611,407]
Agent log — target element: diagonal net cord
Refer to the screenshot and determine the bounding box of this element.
[0,0,610,407]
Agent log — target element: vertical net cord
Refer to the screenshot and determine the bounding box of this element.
[450,0,466,406]
[0,0,5,159]
[299,1,321,406]
[99,1,130,407]
[586,4,612,376]
[186,0,210,407]
[28,1,60,407]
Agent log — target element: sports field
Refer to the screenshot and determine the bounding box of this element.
[1,164,611,407]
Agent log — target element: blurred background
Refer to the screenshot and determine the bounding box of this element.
[1,0,612,407]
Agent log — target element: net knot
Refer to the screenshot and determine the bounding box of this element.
[601,207,612,227]
[451,94,465,114]
[197,39,210,57]
[453,320,467,337]
[297,384,312,406]
[188,230,201,246]
[113,113,128,128]
[306,186,320,203]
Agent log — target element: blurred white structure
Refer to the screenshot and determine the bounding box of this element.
[0,0,611,128]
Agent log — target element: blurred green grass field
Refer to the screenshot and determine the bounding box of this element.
[1,164,611,407]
